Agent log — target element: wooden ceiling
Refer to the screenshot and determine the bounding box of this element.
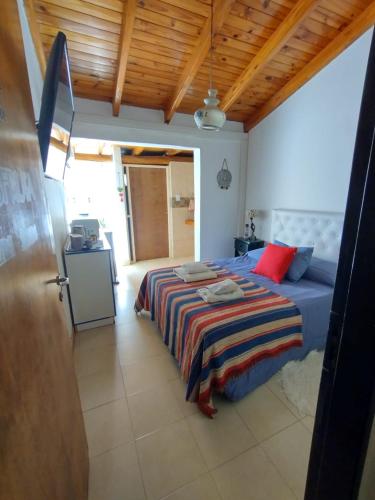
[70,139,193,164]
[27,0,375,131]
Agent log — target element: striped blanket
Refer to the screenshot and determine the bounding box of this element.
[134,263,303,417]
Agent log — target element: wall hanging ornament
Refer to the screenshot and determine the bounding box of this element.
[217,158,232,190]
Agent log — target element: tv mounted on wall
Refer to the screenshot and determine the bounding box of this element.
[38,31,74,181]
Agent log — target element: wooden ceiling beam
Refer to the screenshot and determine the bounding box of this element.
[122,155,193,165]
[164,0,235,124]
[244,1,375,132]
[132,146,144,155]
[24,0,46,76]
[74,153,113,162]
[166,149,183,156]
[112,0,137,116]
[220,0,320,112]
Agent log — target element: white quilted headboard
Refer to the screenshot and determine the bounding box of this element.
[271,209,344,262]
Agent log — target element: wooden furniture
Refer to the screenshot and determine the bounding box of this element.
[127,166,169,261]
[27,0,375,126]
[64,241,116,331]
[234,237,264,257]
[0,2,88,497]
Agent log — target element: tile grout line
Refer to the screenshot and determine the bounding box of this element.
[116,344,149,500]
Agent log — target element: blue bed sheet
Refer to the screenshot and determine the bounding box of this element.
[214,254,333,401]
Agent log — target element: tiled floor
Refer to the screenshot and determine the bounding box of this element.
[74,257,315,500]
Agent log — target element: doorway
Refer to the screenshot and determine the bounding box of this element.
[123,145,195,262]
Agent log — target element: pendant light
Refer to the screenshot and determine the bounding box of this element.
[194,0,226,131]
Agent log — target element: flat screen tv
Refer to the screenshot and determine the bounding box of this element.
[38,31,74,181]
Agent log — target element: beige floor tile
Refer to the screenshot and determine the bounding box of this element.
[89,442,145,500]
[127,383,184,438]
[188,404,257,469]
[122,354,179,396]
[262,421,312,500]
[78,367,125,411]
[76,324,117,351]
[84,399,133,457]
[212,445,296,500]
[117,329,168,365]
[170,378,199,417]
[114,315,160,341]
[236,385,297,441]
[266,372,302,418]
[74,344,119,379]
[301,416,315,433]
[161,473,222,500]
[136,419,207,500]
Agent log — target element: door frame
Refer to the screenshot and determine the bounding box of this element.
[305,31,375,500]
[125,163,169,262]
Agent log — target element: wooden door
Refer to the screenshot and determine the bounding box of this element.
[0,2,88,500]
[128,167,169,261]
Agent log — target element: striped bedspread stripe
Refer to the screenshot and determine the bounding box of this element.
[134,263,302,416]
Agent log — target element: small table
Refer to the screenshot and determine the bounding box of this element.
[234,237,264,257]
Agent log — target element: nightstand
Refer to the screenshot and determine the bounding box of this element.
[234,237,264,257]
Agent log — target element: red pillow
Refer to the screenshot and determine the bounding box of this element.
[253,243,297,284]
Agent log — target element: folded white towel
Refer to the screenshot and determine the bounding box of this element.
[197,287,245,303]
[174,267,217,283]
[205,279,240,295]
[180,262,210,274]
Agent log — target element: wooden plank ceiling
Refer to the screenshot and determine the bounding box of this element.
[30,0,375,131]
[71,139,194,164]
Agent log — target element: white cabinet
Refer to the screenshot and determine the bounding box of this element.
[64,242,116,331]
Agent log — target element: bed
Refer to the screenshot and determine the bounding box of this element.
[135,209,344,416]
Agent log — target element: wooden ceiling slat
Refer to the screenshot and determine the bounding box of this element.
[129,47,186,69]
[70,59,116,77]
[24,0,46,75]
[157,0,210,16]
[40,0,122,23]
[244,0,375,131]
[50,46,117,67]
[122,155,193,165]
[127,53,181,73]
[126,69,176,87]
[131,29,193,55]
[113,0,137,116]
[135,6,204,36]
[215,34,312,64]
[71,71,113,88]
[220,0,320,112]
[38,23,119,52]
[41,33,118,59]
[36,12,120,43]
[130,38,190,61]
[83,0,123,13]
[133,18,197,45]
[35,2,121,33]
[137,0,206,26]
[319,0,363,18]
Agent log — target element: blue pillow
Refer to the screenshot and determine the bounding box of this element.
[303,257,337,287]
[246,247,266,270]
[274,240,314,282]
[246,247,266,261]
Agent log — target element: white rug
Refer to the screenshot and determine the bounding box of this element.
[281,350,324,417]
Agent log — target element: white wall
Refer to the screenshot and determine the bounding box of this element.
[73,100,248,259]
[167,161,195,258]
[17,0,72,336]
[246,30,373,241]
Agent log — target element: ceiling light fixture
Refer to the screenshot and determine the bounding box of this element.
[194,0,226,131]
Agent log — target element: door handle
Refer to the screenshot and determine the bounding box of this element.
[46,275,69,286]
